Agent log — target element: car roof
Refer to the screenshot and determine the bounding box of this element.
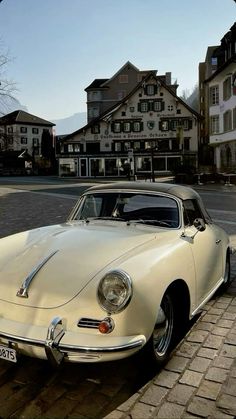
[86,182,200,201]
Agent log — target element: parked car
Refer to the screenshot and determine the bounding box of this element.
[0,182,233,367]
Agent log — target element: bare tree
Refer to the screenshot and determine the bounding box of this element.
[0,46,18,116]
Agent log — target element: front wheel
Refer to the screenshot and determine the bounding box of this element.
[219,252,231,292]
[141,291,181,368]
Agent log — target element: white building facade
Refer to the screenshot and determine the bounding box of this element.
[58,71,200,179]
[208,62,236,171]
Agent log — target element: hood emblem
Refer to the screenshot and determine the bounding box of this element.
[16,250,58,298]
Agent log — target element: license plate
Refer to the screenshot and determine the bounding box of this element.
[0,345,17,363]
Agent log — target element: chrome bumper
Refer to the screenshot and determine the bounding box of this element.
[0,316,145,366]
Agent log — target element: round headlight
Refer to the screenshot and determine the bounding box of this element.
[97,270,132,314]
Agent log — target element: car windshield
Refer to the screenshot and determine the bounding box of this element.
[75,192,180,228]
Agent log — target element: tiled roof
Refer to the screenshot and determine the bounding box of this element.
[0,110,55,126]
[85,79,109,91]
[63,71,202,142]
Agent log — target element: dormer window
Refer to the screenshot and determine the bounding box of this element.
[146,84,155,96]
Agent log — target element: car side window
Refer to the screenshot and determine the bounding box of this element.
[183,199,204,227]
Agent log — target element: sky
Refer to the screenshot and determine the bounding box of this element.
[0,0,235,121]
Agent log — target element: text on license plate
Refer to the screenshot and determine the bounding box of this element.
[0,345,17,363]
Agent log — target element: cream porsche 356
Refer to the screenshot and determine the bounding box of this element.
[0,182,233,366]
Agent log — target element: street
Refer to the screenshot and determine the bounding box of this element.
[0,177,235,418]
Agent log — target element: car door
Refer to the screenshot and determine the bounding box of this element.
[183,199,223,306]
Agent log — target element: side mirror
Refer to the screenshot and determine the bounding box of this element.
[193,218,206,232]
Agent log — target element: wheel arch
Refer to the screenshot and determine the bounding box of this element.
[164,278,191,321]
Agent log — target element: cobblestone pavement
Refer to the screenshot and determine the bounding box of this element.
[0,184,235,418]
[106,185,236,419]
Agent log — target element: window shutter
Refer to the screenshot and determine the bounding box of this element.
[137,103,141,112]
[188,120,193,130]
[111,122,114,132]
[161,101,165,111]
[159,121,163,130]
[140,122,144,131]
[149,101,153,111]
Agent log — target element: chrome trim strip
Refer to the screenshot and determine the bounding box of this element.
[60,339,144,353]
[45,316,65,365]
[0,330,144,353]
[16,250,58,298]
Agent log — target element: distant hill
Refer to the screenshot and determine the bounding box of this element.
[0,96,28,116]
[53,112,87,135]
[180,85,199,112]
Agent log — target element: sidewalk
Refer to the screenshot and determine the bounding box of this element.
[106,264,236,418]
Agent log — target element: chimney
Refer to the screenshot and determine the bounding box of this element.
[165,72,172,85]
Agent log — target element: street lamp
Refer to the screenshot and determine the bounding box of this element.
[147,141,157,182]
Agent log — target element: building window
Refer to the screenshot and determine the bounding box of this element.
[211,57,217,66]
[124,142,131,151]
[153,101,163,112]
[171,139,179,151]
[209,85,219,105]
[20,127,27,133]
[223,110,232,132]
[91,124,100,134]
[74,144,80,152]
[129,106,135,112]
[133,141,140,150]
[21,137,27,144]
[119,74,128,83]
[184,138,190,151]
[133,121,142,132]
[146,84,155,96]
[113,122,121,133]
[32,128,39,134]
[223,77,232,101]
[138,100,164,112]
[182,120,190,130]
[210,115,219,134]
[159,120,169,131]
[68,144,74,153]
[7,126,13,133]
[114,142,122,152]
[88,107,99,118]
[33,138,39,146]
[123,122,131,132]
[140,102,149,112]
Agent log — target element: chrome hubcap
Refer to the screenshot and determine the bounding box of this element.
[153,295,174,357]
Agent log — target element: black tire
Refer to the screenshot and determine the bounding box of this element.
[141,290,182,368]
[219,252,231,292]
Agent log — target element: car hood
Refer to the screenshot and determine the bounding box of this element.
[0,221,157,308]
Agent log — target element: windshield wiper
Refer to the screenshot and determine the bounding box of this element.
[127,219,171,227]
[83,216,126,223]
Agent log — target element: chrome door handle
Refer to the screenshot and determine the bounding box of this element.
[216,239,221,244]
